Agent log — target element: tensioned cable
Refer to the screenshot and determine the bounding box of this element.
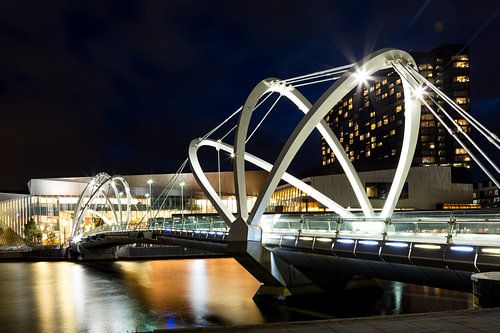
[405,64,500,147]
[292,76,342,88]
[407,63,500,146]
[132,158,189,230]
[400,65,500,175]
[246,94,282,143]
[392,63,499,188]
[283,64,354,84]
[285,70,348,85]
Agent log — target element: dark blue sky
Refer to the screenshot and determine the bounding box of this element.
[0,0,499,190]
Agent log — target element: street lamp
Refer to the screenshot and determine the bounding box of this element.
[146,179,153,222]
[179,181,186,221]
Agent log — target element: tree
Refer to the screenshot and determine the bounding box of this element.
[24,218,42,245]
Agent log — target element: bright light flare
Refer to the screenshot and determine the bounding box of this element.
[412,85,427,99]
[354,69,371,85]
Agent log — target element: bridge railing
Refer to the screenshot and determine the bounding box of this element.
[262,211,500,246]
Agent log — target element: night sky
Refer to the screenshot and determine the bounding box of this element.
[1,0,499,191]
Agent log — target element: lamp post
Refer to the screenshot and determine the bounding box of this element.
[147,179,153,224]
[179,181,186,222]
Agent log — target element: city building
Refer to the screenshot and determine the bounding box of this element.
[270,166,474,213]
[321,44,471,173]
[0,171,268,245]
[473,180,500,208]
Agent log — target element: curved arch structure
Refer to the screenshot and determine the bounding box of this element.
[189,138,356,226]
[71,172,132,239]
[189,48,421,229]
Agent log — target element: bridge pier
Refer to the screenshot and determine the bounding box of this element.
[228,218,345,299]
[75,244,119,261]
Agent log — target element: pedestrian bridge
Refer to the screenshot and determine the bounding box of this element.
[75,211,500,296]
[72,47,499,298]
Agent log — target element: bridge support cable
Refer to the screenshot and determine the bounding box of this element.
[132,158,189,230]
[283,63,354,85]
[405,64,500,148]
[392,62,500,189]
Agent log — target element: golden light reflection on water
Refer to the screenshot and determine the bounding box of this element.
[32,262,76,333]
[0,259,474,332]
[116,258,265,326]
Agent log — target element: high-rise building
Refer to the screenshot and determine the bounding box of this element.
[321,44,471,173]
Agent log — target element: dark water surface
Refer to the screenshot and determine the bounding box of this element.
[0,259,473,332]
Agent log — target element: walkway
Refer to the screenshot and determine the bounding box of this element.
[156,307,500,333]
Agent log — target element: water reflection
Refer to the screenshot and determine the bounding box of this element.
[0,259,473,332]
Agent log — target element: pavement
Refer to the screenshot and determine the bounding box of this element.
[155,307,500,333]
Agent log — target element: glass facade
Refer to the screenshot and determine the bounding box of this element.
[321,44,471,172]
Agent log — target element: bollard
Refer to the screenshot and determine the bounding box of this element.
[471,272,500,308]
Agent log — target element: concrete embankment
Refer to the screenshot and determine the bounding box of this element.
[155,307,500,333]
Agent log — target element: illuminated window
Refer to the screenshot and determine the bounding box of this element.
[348,121,353,127]
[396,105,402,113]
[359,134,365,141]
[455,97,469,105]
[396,79,401,85]
[381,92,388,99]
[383,118,389,125]
[396,92,402,99]
[377,120,382,127]
[457,119,468,126]
[455,148,467,154]
[453,61,469,68]
[390,129,396,135]
[366,150,371,157]
[454,76,469,83]
[371,136,376,142]
[371,123,376,130]
[382,79,387,85]
[376,88,381,95]
[375,82,380,89]
[377,142,382,147]
[452,55,469,61]
[348,104,353,110]
[422,156,435,164]
[389,88,394,95]
[371,143,376,149]
[364,100,370,107]
[370,111,375,118]
[363,89,368,96]
[391,149,397,156]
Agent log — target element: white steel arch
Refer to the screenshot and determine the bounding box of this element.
[71,172,132,239]
[189,48,421,227]
[189,138,355,226]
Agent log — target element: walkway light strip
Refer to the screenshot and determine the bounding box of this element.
[316,238,333,242]
[482,248,500,255]
[337,239,355,244]
[299,237,314,241]
[414,244,441,250]
[359,240,378,246]
[282,235,296,240]
[386,242,409,248]
[450,246,474,253]
[266,234,281,239]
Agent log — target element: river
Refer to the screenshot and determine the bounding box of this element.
[0,258,473,332]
